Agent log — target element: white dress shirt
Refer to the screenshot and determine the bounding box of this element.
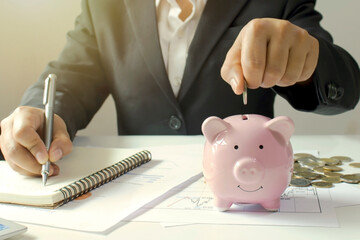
[156,0,207,97]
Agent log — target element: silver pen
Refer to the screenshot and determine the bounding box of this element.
[41,74,57,186]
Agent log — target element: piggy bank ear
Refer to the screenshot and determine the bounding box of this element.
[202,116,231,144]
[265,116,295,144]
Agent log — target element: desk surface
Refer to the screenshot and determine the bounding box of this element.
[11,135,360,240]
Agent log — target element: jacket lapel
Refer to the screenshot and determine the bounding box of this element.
[178,0,249,101]
[124,0,179,108]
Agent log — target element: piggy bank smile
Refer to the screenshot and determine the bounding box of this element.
[237,185,264,192]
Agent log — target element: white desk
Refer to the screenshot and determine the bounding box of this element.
[11,135,360,240]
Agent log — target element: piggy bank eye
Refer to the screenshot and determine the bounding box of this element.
[234,145,239,150]
[259,145,264,149]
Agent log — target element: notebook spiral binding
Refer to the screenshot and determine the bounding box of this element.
[58,150,152,206]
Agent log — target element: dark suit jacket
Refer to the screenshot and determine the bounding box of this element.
[21,0,360,139]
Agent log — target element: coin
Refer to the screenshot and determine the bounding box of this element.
[292,175,305,180]
[331,156,352,162]
[349,163,360,168]
[313,166,326,173]
[340,174,360,184]
[290,178,312,187]
[297,172,322,180]
[293,166,312,173]
[320,158,341,166]
[291,153,359,188]
[294,153,316,159]
[321,176,342,183]
[323,166,343,172]
[294,162,301,168]
[312,181,333,188]
[324,171,343,177]
[304,162,323,168]
[298,158,324,168]
[243,80,247,105]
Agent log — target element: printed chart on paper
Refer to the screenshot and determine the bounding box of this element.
[135,176,338,228]
[155,177,322,213]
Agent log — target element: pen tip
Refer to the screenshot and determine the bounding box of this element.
[42,174,48,186]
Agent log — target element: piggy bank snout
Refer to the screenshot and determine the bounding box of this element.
[233,158,264,184]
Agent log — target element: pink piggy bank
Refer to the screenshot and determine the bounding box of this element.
[202,114,294,211]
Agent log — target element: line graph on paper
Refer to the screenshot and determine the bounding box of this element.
[163,178,213,210]
[156,177,322,213]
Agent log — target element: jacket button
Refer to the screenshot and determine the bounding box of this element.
[327,83,344,100]
[169,115,182,130]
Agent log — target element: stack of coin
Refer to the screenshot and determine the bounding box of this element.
[290,153,360,188]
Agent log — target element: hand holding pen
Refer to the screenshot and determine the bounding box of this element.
[0,75,72,180]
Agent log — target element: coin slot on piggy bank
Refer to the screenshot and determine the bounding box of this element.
[201,114,294,212]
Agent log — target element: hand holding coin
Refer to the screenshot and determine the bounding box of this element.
[221,18,319,99]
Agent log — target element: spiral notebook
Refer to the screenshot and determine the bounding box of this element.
[0,147,151,208]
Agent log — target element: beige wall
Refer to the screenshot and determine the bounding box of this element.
[0,0,359,136]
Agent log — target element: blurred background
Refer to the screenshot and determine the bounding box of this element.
[0,0,359,136]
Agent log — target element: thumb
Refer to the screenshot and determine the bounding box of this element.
[227,67,246,96]
[220,38,246,95]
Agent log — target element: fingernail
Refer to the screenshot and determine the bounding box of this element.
[230,78,239,93]
[36,151,48,164]
[52,165,60,176]
[49,166,54,176]
[51,149,63,162]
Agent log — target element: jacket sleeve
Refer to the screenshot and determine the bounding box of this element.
[20,0,109,139]
[273,0,360,115]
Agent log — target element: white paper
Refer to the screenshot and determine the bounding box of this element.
[0,144,204,233]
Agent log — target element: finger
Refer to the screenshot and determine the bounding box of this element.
[1,116,41,175]
[48,115,73,162]
[228,65,246,95]
[240,19,268,89]
[278,27,309,86]
[261,35,289,88]
[0,108,58,177]
[221,37,246,95]
[7,159,57,177]
[6,159,40,177]
[3,138,57,177]
[12,108,48,164]
[52,163,60,176]
[7,158,57,177]
[3,126,43,175]
[278,46,306,87]
[300,37,319,82]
